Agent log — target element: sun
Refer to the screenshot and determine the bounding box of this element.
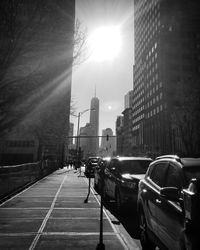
[88,26,122,62]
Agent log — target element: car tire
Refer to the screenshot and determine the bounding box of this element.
[139,210,156,250]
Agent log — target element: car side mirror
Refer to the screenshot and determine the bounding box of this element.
[160,187,180,201]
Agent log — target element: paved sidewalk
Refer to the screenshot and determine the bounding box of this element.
[0,168,131,250]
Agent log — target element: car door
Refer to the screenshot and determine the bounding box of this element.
[104,161,112,196]
[156,163,184,250]
[145,162,169,233]
[107,159,118,199]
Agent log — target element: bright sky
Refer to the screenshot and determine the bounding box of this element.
[71,0,134,136]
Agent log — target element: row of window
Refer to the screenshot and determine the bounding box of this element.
[132,113,145,125]
[146,104,163,118]
[147,89,162,100]
[132,124,140,132]
[132,97,144,111]
[132,105,145,117]
[147,80,162,90]
[132,89,144,104]
[133,82,144,97]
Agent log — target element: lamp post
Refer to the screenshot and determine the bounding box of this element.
[75,108,95,176]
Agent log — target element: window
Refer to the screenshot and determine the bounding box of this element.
[165,164,183,190]
[149,162,169,187]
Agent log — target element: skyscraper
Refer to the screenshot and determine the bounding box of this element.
[132,0,200,156]
[89,96,99,155]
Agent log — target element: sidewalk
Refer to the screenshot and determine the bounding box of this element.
[0,168,131,250]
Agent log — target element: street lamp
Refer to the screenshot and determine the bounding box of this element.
[75,108,95,176]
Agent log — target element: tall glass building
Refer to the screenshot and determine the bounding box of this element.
[89,96,99,156]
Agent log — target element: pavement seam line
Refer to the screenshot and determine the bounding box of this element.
[28,173,67,250]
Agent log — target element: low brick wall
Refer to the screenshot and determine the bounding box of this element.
[0,161,58,201]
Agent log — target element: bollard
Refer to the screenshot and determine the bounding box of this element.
[84,174,91,203]
[96,161,106,250]
[96,191,105,250]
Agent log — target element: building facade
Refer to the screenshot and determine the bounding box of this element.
[116,116,124,156]
[99,128,116,157]
[89,96,100,156]
[79,123,94,159]
[132,0,200,157]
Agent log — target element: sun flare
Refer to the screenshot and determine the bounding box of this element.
[88,26,122,62]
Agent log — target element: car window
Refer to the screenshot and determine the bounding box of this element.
[119,160,152,174]
[164,164,183,189]
[149,162,169,187]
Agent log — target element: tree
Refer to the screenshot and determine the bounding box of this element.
[73,19,88,66]
[0,0,87,139]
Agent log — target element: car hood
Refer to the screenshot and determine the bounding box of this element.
[121,173,145,181]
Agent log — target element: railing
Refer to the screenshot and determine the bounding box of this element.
[0,161,58,202]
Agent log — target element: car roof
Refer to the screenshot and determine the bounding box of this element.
[154,155,200,168]
[181,158,200,167]
[112,156,152,161]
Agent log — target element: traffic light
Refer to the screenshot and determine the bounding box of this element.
[106,135,109,141]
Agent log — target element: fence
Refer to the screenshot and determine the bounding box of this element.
[0,161,58,202]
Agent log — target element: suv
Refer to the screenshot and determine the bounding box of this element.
[94,157,111,193]
[103,156,152,210]
[84,157,101,178]
[137,155,200,250]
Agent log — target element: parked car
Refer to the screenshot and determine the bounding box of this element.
[94,157,111,193]
[137,155,200,250]
[103,156,152,210]
[84,157,101,178]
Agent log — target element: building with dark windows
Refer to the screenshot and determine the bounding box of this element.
[89,96,99,156]
[99,128,116,157]
[79,123,94,159]
[116,116,124,156]
[132,0,200,156]
[122,91,133,156]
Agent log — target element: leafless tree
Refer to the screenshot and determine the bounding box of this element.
[0,0,87,139]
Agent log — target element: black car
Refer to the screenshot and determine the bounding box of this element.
[94,157,111,193]
[103,156,152,210]
[84,157,101,178]
[137,155,200,250]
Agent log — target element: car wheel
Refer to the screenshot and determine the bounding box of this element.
[115,189,123,212]
[139,210,156,250]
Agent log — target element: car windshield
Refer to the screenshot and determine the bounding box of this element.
[119,160,151,174]
[183,166,200,186]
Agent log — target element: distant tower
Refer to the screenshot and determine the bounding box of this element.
[89,92,99,156]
